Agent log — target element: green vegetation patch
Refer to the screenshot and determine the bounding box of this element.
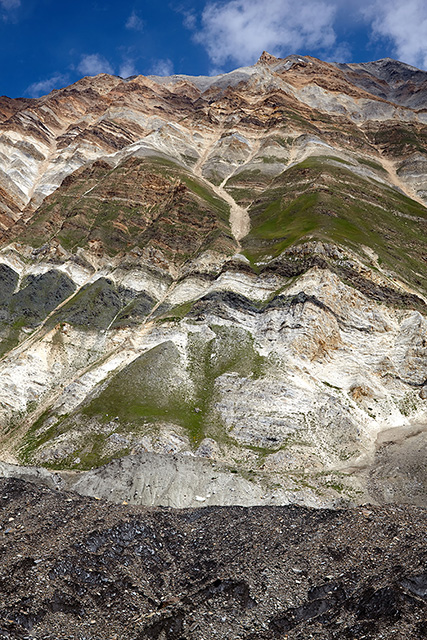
[23,326,267,468]
[357,156,387,172]
[242,156,427,291]
[82,326,264,447]
[20,410,62,463]
[154,300,195,323]
[180,175,230,220]
[81,339,198,434]
[314,155,353,166]
[0,269,76,357]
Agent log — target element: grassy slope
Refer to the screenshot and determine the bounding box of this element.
[21,325,265,468]
[18,156,235,264]
[241,156,427,292]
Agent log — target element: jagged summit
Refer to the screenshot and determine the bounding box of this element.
[256,50,281,64]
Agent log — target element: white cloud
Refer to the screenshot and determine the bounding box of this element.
[0,0,20,9]
[125,10,143,31]
[0,0,20,20]
[119,59,138,77]
[182,10,196,30]
[193,0,337,68]
[77,53,114,76]
[368,0,427,69]
[150,58,174,76]
[26,73,68,98]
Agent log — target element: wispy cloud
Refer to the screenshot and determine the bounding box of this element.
[192,0,337,68]
[367,0,427,69]
[119,59,138,78]
[125,10,143,31]
[1,0,20,21]
[0,0,20,9]
[77,53,114,76]
[325,41,352,63]
[150,58,174,76]
[181,10,196,30]
[26,73,68,98]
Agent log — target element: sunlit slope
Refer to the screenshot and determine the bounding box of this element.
[17,156,235,262]
[238,156,427,293]
[0,54,427,507]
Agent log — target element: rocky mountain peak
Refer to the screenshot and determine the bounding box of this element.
[257,50,280,65]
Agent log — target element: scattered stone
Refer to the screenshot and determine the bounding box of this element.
[0,477,426,639]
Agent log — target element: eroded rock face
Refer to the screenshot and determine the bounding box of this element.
[1,54,427,228]
[0,254,425,506]
[0,54,426,507]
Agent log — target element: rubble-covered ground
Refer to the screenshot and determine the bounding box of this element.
[0,477,426,639]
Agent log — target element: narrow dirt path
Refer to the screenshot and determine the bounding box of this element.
[213,180,250,243]
[193,131,251,244]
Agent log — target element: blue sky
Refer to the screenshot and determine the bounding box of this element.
[1,0,427,98]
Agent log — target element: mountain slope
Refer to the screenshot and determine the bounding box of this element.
[0,53,426,507]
